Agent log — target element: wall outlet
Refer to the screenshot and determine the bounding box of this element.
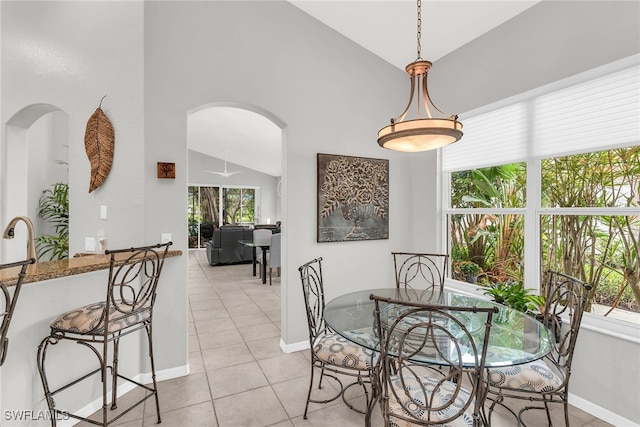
[85,237,96,252]
[161,233,171,244]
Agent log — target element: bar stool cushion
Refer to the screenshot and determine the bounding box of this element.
[50,301,150,335]
[313,332,375,370]
[388,374,475,427]
[486,358,564,392]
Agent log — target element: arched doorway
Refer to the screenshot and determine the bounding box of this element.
[2,104,69,263]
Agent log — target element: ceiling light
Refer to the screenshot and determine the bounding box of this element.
[378,0,463,152]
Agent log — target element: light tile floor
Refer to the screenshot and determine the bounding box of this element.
[84,250,613,427]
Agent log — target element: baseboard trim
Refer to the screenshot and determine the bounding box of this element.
[280,338,308,353]
[569,392,639,427]
[57,364,189,427]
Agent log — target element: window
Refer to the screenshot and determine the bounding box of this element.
[188,185,256,249]
[449,163,526,284]
[442,55,640,325]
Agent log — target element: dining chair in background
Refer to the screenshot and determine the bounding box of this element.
[0,257,36,366]
[484,270,592,427]
[265,232,281,286]
[37,242,172,426]
[254,228,272,279]
[253,228,272,245]
[298,257,375,419]
[370,294,497,426]
[392,252,449,297]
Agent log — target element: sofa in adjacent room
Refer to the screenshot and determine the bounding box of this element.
[206,226,254,265]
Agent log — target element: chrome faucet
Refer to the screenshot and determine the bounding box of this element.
[3,216,37,262]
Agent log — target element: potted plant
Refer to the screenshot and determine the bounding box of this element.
[35,182,69,261]
[458,261,482,284]
[483,281,545,315]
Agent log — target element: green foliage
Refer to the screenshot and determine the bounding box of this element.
[457,261,481,276]
[450,146,640,316]
[483,281,545,314]
[36,182,69,261]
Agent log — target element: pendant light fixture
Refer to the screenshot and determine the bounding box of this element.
[378,0,463,152]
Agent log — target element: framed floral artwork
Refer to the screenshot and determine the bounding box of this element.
[317,153,389,242]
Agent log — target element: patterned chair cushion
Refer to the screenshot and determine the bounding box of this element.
[387,374,475,427]
[50,300,150,335]
[487,358,564,392]
[313,332,375,370]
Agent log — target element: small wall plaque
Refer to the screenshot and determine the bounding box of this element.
[157,162,176,179]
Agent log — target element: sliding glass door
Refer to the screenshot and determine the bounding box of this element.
[188,185,257,249]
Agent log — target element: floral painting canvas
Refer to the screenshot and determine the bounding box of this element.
[317,153,389,242]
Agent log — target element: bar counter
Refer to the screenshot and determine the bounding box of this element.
[0,250,183,286]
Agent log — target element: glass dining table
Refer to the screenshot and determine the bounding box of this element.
[324,287,553,426]
[325,287,552,367]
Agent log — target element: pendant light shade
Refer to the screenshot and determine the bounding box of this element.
[378,4,463,152]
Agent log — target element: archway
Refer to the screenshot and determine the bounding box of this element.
[2,103,69,262]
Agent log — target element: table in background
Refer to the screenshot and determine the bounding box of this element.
[238,240,270,284]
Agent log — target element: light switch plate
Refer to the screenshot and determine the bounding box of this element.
[100,205,108,220]
[85,237,96,252]
[161,233,171,244]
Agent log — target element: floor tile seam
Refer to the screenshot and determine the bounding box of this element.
[198,353,222,427]
[208,380,280,404]
[210,390,292,427]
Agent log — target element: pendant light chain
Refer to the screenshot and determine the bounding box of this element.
[377,0,463,152]
[416,0,422,60]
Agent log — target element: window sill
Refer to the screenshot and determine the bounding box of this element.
[444,278,640,345]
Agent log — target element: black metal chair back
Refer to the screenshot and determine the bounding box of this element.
[102,243,170,331]
[0,257,35,365]
[371,294,496,426]
[541,270,592,378]
[298,257,374,419]
[298,257,326,343]
[392,252,449,296]
[484,269,593,427]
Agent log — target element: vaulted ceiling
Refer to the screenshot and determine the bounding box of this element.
[187,1,540,177]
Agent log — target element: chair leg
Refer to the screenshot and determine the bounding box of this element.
[146,324,162,424]
[303,355,316,419]
[269,268,272,286]
[111,334,120,410]
[101,338,109,426]
[37,335,58,427]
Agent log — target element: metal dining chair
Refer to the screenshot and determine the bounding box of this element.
[298,257,375,419]
[370,294,497,426]
[484,270,592,426]
[0,257,36,366]
[37,242,171,426]
[392,252,449,298]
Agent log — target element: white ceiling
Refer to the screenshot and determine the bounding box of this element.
[187,0,540,177]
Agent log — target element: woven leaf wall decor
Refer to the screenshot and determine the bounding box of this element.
[84,97,114,193]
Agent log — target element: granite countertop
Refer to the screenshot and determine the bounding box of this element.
[0,250,182,287]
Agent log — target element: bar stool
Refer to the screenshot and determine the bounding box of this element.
[0,257,36,365]
[37,242,171,426]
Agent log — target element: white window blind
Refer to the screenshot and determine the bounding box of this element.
[442,58,640,172]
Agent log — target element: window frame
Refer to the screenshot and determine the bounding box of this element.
[440,55,640,340]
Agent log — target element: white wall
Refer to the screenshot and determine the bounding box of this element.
[142,0,417,352]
